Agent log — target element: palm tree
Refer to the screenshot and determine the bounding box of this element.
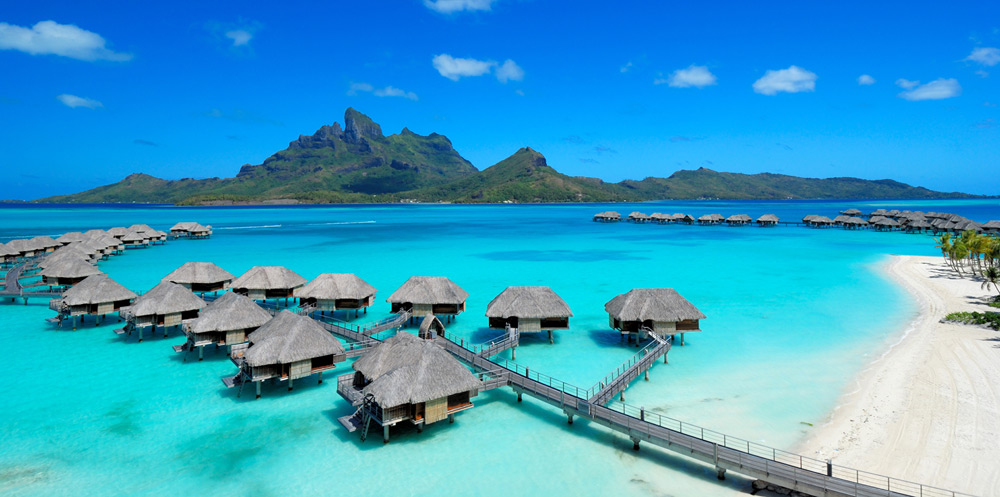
[982,266,1000,296]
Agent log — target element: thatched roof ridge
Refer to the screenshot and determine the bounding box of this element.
[230,266,307,290]
[908,220,931,228]
[756,214,779,222]
[387,276,468,305]
[82,229,107,238]
[833,215,851,224]
[699,214,724,222]
[244,310,344,366]
[811,216,834,224]
[605,288,705,322]
[162,262,235,285]
[846,216,867,225]
[170,222,199,231]
[353,332,480,407]
[39,258,101,279]
[485,286,573,319]
[31,236,60,249]
[120,230,146,243]
[128,281,205,317]
[295,273,377,300]
[55,232,87,244]
[127,224,155,233]
[107,227,128,237]
[189,291,272,333]
[983,220,1000,229]
[39,246,92,268]
[0,243,16,257]
[628,211,650,219]
[62,274,136,306]
[726,214,752,222]
[870,209,889,216]
[841,208,862,215]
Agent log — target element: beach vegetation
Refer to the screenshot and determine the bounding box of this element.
[935,231,1000,279]
[944,311,1000,331]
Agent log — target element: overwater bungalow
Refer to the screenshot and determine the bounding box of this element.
[295,273,377,317]
[756,214,779,226]
[387,276,468,321]
[844,217,868,229]
[592,211,621,222]
[6,239,39,259]
[0,243,18,266]
[832,215,851,225]
[120,230,148,249]
[809,216,834,227]
[82,229,107,239]
[338,331,481,443]
[725,214,752,226]
[106,227,128,239]
[117,281,206,341]
[605,288,705,345]
[38,246,93,269]
[906,220,932,233]
[649,212,668,224]
[227,310,346,397]
[149,230,169,244]
[873,218,900,231]
[869,209,889,217]
[55,232,87,246]
[676,213,695,225]
[176,291,272,360]
[30,236,60,254]
[840,208,863,216]
[802,214,818,224]
[50,274,136,329]
[162,262,235,295]
[39,258,102,288]
[64,241,102,260]
[984,220,1000,234]
[486,286,572,343]
[229,266,307,303]
[127,224,156,236]
[697,214,724,225]
[170,222,212,238]
[627,212,651,223]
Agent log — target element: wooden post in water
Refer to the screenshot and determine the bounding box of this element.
[632,438,640,451]
[548,330,553,344]
[198,346,204,361]
[139,326,144,342]
[288,376,294,391]
[383,425,390,444]
[255,381,261,399]
[680,333,685,346]
[317,371,323,384]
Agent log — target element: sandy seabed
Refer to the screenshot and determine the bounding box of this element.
[799,255,1000,497]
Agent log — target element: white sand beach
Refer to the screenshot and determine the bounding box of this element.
[800,255,1000,497]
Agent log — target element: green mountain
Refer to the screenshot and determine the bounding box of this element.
[39,108,981,204]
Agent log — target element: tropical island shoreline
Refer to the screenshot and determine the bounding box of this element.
[798,255,1000,497]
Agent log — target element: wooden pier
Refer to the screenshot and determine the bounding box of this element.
[1,261,62,303]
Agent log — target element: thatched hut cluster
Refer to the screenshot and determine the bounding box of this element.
[627,212,651,223]
[228,310,346,397]
[230,266,307,302]
[387,276,468,321]
[295,273,377,317]
[485,286,572,343]
[118,281,205,341]
[39,258,101,288]
[755,214,779,226]
[339,331,481,442]
[177,291,272,360]
[725,214,752,226]
[605,288,705,345]
[592,211,621,222]
[162,262,234,294]
[49,274,136,329]
[169,222,213,239]
[697,214,724,225]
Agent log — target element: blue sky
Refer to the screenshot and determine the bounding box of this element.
[1,1,998,199]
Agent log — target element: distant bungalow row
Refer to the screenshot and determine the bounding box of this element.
[594,208,1000,234]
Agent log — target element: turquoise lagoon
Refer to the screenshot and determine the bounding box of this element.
[1,199,998,496]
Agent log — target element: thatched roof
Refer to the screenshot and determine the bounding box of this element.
[64,241,100,256]
[628,211,650,219]
[128,281,205,317]
[353,332,480,408]
[983,220,1000,229]
[908,220,931,228]
[0,243,16,257]
[162,262,235,285]
[188,291,272,334]
[6,239,39,253]
[875,218,900,227]
[811,216,834,224]
[726,214,752,222]
[62,274,136,306]
[846,216,868,225]
[605,288,705,322]
[39,246,92,268]
[679,214,695,222]
[295,273,376,300]
[82,229,107,238]
[170,222,199,231]
[841,208,862,215]
[870,209,889,216]
[56,232,87,244]
[485,286,573,319]
[39,258,101,279]
[802,214,818,222]
[230,266,307,290]
[127,224,155,234]
[387,276,468,305]
[31,236,60,249]
[833,215,851,224]
[120,230,146,243]
[107,227,128,237]
[244,310,344,366]
[756,214,779,223]
[698,214,724,222]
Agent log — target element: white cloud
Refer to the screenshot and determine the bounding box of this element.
[432,53,496,81]
[663,65,717,88]
[620,61,633,73]
[857,74,876,85]
[752,66,817,95]
[57,94,102,109]
[225,29,252,47]
[424,0,495,14]
[495,59,524,83]
[349,82,418,100]
[347,82,374,95]
[965,47,1000,66]
[895,78,919,89]
[976,69,989,78]
[0,20,130,61]
[897,78,961,101]
[374,86,418,100]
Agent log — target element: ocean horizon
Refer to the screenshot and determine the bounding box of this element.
[2,199,997,496]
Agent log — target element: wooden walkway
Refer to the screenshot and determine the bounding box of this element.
[428,331,971,497]
[588,330,670,405]
[0,261,62,300]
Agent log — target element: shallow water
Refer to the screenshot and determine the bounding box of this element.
[1,200,997,496]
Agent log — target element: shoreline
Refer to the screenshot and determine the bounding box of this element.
[798,255,1000,497]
